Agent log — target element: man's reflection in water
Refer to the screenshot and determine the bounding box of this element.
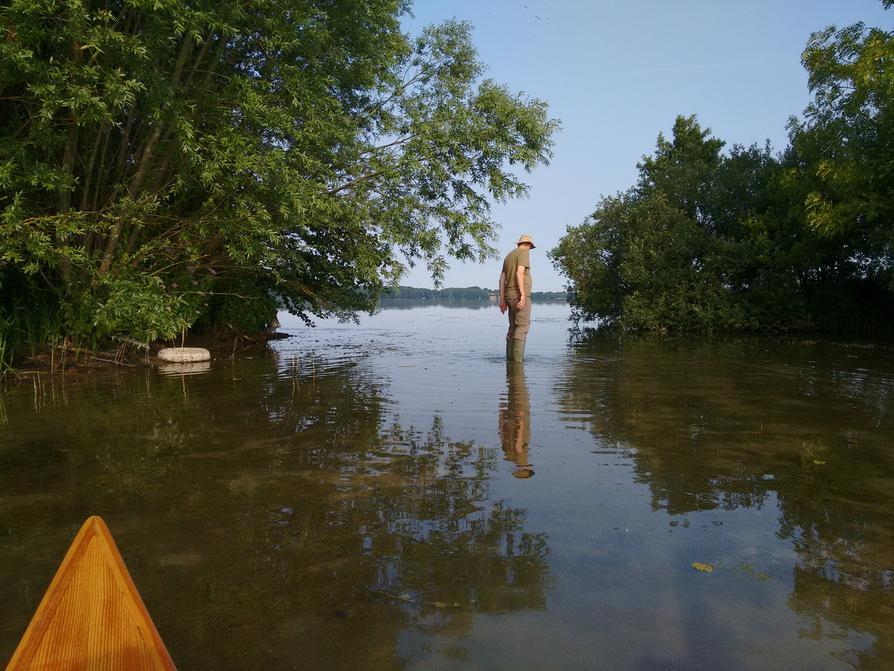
[499,361,534,478]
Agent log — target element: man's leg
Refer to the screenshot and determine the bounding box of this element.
[505,289,518,359]
[510,297,531,361]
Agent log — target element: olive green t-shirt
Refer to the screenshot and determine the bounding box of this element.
[502,246,532,294]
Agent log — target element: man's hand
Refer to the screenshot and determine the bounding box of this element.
[516,295,526,310]
[500,300,508,314]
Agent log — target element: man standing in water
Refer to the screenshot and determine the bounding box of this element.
[499,234,535,361]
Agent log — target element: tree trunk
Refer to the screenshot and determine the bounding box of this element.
[100,35,194,274]
[56,119,79,283]
[80,122,108,211]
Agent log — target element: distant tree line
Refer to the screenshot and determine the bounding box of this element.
[0,1,557,366]
[381,286,567,301]
[551,4,894,335]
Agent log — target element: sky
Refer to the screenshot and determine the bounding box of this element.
[399,0,892,291]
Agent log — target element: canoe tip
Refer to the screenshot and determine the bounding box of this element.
[79,515,112,537]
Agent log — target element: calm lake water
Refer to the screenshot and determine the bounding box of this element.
[1,303,893,670]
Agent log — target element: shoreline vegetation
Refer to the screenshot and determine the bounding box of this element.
[0,330,280,379]
[0,1,558,376]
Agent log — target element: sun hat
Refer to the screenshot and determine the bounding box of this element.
[516,234,536,248]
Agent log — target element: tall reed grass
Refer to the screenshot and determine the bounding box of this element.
[0,298,64,373]
[0,330,9,374]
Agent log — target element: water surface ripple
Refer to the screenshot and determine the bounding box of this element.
[1,303,892,670]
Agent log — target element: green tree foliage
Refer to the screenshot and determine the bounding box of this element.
[552,5,893,335]
[0,0,557,352]
[552,116,817,333]
[789,16,894,298]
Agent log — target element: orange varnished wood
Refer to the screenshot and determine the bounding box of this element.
[6,516,176,670]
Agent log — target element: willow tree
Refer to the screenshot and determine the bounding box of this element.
[0,1,557,346]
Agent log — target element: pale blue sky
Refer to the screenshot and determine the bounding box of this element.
[400,0,891,291]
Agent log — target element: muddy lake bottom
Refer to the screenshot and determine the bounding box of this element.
[1,303,893,670]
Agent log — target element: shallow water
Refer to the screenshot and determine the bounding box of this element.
[1,303,893,670]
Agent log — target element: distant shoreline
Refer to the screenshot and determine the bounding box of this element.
[381,286,567,302]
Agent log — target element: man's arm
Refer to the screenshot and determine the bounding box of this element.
[515,264,526,309]
[499,271,507,313]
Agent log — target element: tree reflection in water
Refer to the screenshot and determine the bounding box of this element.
[0,356,549,670]
[555,337,894,669]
